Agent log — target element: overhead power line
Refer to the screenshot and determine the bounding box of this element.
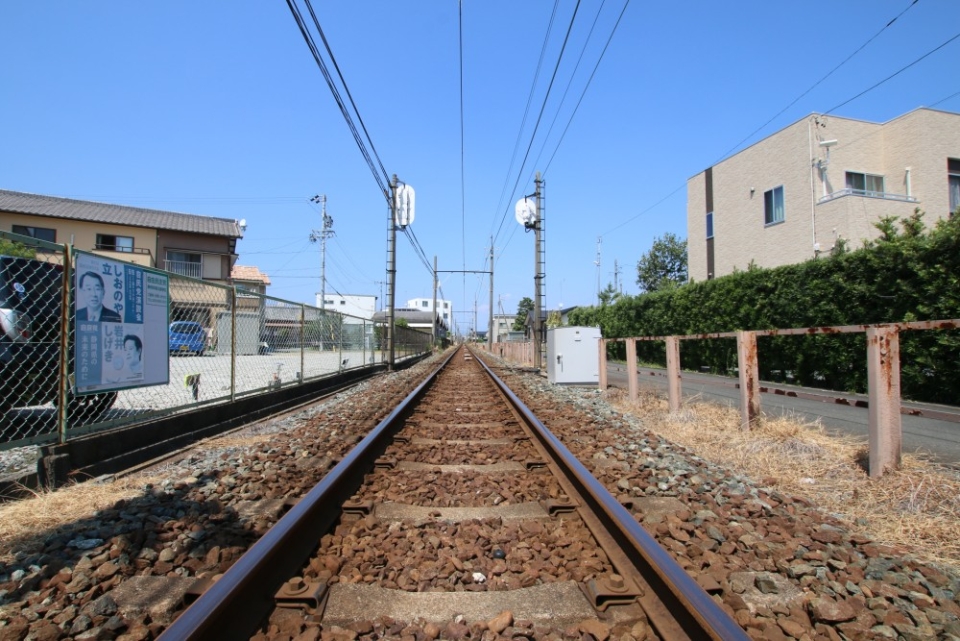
[824,29,960,116]
[712,0,922,164]
[285,0,390,197]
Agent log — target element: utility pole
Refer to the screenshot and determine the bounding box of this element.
[488,239,494,348]
[533,172,544,371]
[432,256,438,346]
[309,195,334,309]
[613,258,622,293]
[594,236,602,302]
[386,176,398,369]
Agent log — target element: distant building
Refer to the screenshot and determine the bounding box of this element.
[407,297,453,328]
[491,313,517,344]
[317,293,377,322]
[687,108,960,280]
[372,308,448,339]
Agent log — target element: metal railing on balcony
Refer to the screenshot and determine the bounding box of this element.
[818,188,918,205]
[164,259,202,279]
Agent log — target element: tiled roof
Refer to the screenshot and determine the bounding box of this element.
[0,189,243,238]
[231,265,271,285]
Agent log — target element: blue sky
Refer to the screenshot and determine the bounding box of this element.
[3,2,958,335]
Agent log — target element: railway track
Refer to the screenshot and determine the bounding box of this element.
[4,346,957,639]
[156,347,746,639]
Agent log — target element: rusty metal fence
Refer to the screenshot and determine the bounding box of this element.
[0,231,431,451]
[600,320,960,478]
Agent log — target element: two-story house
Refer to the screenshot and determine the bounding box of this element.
[687,108,960,280]
[1,189,246,326]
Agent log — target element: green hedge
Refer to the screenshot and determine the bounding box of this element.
[569,212,960,404]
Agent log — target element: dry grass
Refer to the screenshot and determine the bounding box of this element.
[606,388,960,573]
[0,429,279,563]
[0,475,162,563]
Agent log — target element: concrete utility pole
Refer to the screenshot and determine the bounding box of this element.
[432,256,438,345]
[488,239,494,348]
[386,176,398,369]
[309,195,334,309]
[533,172,544,371]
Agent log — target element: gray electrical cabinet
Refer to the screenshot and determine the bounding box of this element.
[547,326,602,385]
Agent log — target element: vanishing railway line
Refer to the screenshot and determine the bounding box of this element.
[154,346,745,639]
[4,346,958,640]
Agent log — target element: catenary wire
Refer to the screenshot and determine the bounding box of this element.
[493,0,583,249]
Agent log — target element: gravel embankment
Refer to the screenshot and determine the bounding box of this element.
[0,348,958,640]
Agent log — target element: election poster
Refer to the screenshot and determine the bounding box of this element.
[74,252,170,393]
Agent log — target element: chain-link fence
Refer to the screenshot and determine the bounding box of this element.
[0,231,431,451]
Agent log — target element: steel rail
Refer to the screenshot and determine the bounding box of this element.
[157,348,458,640]
[472,348,749,641]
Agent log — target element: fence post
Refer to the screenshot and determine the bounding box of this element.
[867,325,902,478]
[666,336,681,412]
[736,330,760,430]
[598,339,607,391]
[626,338,638,402]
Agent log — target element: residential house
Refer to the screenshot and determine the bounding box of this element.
[317,293,377,322]
[1,189,245,328]
[372,308,448,339]
[491,313,518,344]
[687,108,960,280]
[406,297,453,329]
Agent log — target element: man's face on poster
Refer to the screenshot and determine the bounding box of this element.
[82,275,104,310]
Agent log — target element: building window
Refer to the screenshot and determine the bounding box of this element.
[12,225,56,242]
[705,212,714,239]
[444,302,449,309]
[949,158,960,215]
[165,251,202,278]
[845,172,884,197]
[422,301,428,308]
[764,186,784,225]
[340,300,346,305]
[96,234,134,252]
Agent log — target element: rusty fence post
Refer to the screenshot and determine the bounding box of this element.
[626,338,638,402]
[736,330,760,430]
[665,336,681,412]
[598,339,607,391]
[866,325,902,478]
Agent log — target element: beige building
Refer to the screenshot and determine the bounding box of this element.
[1,189,249,326]
[687,108,960,281]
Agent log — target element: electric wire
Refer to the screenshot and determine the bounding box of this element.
[824,30,960,116]
[531,0,609,173]
[711,0,922,164]
[285,0,390,197]
[542,0,630,177]
[488,0,561,242]
[492,0,583,249]
[301,0,390,190]
[459,0,467,329]
[596,2,939,240]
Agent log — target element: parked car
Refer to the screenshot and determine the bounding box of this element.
[169,321,206,356]
[0,254,115,420]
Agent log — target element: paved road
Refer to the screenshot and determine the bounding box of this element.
[607,364,960,467]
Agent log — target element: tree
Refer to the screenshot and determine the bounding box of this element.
[636,233,687,293]
[598,283,621,306]
[512,297,534,331]
[0,238,37,259]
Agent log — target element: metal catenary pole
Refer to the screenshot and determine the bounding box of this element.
[386,175,398,370]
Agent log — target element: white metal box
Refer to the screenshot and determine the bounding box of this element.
[547,326,602,385]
